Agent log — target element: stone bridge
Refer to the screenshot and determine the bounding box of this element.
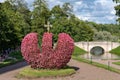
[75,42,120,52]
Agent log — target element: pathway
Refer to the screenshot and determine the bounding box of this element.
[0,59,120,80]
[92,59,120,69]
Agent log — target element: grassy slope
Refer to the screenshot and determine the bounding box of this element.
[72,46,120,74]
[113,61,120,66]
[110,46,120,56]
[72,46,87,56]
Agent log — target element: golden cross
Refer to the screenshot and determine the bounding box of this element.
[44,21,52,32]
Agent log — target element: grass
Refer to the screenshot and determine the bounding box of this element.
[72,46,120,74]
[72,46,87,56]
[72,56,120,74]
[0,51,23,68]
[113,61,120,66]
[17,66,76,78]
[109,46,120,56]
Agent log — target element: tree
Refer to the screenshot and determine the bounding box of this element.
[93,31,118,41]
[31,0,50,35]
[51,5,65,20]
[113,0,120,3]
[7,0,31,33]
[62,3,73,17]
[0,1,31,51]
[0,2,18,51]
[113,0,120,24]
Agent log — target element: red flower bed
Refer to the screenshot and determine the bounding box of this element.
[21,32,74,69]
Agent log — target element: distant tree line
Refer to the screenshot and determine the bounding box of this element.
[0,0,120,51]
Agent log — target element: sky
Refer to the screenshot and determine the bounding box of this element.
[0,0,118,24]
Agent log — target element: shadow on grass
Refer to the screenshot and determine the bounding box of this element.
[69,66,80,71]
[0,61,28,74]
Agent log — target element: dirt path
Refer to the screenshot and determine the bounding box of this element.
[0,59,120,80]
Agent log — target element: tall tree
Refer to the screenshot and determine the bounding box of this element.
[31,0,50,34]
[7,0,31,33]
[0,2,18,51]
[62,3,73,17]
[2,1,30,44]
[113,0,120,24]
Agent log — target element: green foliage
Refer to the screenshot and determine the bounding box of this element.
[113,0,120,24]
[93,31,118,41]
[9,50,23,60]
[110,46,120,56]
[1,0,120,52]
[72,46,120,74]
[113,61,120,66]
[0,2,18,50]
[0,1,31,50]
[51,13,94,42]
[0,51,23,68]
[87,21,120,41]
[17,66,75,78]
[72,56,120,74]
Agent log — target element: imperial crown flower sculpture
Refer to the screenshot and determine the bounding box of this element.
[21,32,74,69]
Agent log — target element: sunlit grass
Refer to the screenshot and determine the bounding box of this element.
[72,46,87,56]
[17,66,76,78]
[113,61,120,66]
[72,46,120,74]
[110,46,120,56]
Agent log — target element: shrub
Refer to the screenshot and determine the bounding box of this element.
[21,32,74,69]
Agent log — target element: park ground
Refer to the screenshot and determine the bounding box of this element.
[0,59,120,80]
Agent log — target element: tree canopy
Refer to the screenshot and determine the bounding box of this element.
[0,1,120,52]
[113,0,120,24]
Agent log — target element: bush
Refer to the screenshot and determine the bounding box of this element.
[0,51,23,68]
[9,50,23,60]
[21,32,74,69]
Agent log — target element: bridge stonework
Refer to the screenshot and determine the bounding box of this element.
[75,42,120,52]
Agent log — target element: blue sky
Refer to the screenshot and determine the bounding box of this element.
[0,0,117,24]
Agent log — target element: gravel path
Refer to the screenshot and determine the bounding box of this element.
[93,59,120,69]
[0,59,120,80]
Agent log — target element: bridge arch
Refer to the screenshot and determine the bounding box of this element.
[90,46,104,56]
[75,42,120,59]
[75,42,119,52]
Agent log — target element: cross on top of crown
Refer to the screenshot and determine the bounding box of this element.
[44,21,52,32]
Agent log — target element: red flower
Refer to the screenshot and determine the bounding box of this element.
[21,32,74,69]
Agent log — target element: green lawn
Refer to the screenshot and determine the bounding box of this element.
[72,46,87,56]
[72,46,120,74]
[113,61,120,66]
[17,66,75,78]
[110,46,120,56]
[0,51,23,68]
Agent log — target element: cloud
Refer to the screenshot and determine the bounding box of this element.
[0,0,5,2]
[0,0,117,24]
[75,1,82,5]
[76,13,91,21]
[72,0,117,24]
[48,0,63,9]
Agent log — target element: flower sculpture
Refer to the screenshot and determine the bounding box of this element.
[21,32,74,69]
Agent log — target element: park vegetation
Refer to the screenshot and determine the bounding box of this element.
[72,46,120,74]
[110,46,120,56]
[0,0,120,52]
